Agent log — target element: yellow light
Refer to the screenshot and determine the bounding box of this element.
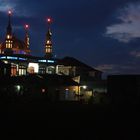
[83,85,87,89]
[4,61,8,64]
[7,35,10,39]
[28,63,39,73]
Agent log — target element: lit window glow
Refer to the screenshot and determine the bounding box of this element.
[47,60,54,63]
[28,63,39,73]
[0,56,6,59]
[38,60,47,63]
[7,35,10,39]
[47,40,50,44]
[19,57,27,61]
[7,56,18,60]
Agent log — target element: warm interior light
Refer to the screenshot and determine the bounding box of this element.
[7,35,10,39]
[28,63,39,73]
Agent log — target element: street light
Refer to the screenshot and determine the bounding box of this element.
[83,85,87,89]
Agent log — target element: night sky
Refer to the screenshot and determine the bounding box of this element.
[0,0,140,77]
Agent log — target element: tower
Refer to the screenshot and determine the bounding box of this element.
[45,18,53,59]
[5,10,13,52]
[0,10,31,55]
[25,24,30,49]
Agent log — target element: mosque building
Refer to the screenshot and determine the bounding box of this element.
[0,11,56,76]
[0,11,102,83]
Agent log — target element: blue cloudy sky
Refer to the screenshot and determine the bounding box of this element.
[0,0,140,77]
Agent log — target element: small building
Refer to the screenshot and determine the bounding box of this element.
[57,57,103,97]
[57,57,102,79]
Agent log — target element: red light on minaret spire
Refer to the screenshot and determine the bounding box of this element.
[47,18,52,23]
[24,24,29,30]
[8,10,12,15]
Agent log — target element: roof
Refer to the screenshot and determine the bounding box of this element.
[0,36,30,51]
[57,56,102,73]
[39,74,80,86]
[0,74,80,87]
[12,36,27,50]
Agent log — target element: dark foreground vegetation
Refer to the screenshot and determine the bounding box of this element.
[1,75,140,139]
[0,96,140,139]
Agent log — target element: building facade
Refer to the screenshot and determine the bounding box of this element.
[0,11,102,98]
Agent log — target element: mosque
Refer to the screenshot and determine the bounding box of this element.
[0,11,102,82]
[0,11,106,98]
[0,11,57,76]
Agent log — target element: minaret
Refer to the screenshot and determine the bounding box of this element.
[45,18,53,59]
[6,10,13,49]
[24,24,30,49]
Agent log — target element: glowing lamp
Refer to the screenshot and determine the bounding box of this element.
[25,24,29,29]
[42,89,46,93]
[83,85,87,89]
[8,10,12,15]
[47,18,51,23]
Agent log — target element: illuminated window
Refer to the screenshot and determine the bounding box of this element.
[47,66,55,74]
[39,67,46,74]
[7,56,18,60]
[47,60,54,63]
[19,68,26,76]
[47,40,50,44]
[46,48,51,53]
[28,63,39,73]
[38,60,47,63]
[7,35,10,39]
[11,64,17,76]
[47,49,51,53]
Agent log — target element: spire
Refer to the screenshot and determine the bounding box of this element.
[45,18,53,59]
[24,24,30,48]
[7,10,12,35]
[5,10,13,52]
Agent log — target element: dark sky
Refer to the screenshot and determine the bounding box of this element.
[0,0,140,77]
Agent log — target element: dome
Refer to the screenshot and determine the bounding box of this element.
[0,36,30,55]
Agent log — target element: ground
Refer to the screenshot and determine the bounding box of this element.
[0,98,139,139]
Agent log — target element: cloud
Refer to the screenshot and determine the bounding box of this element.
[130,50,140,58]
[0,0,16,12]
[96,63,140,76]
[0,0,32,17]
[96,64,115,71]
[105,2,140,43]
